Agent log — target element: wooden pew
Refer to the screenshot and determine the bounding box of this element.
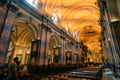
[70,71,98,76]
[48,75,80,80]
[58,66,103,80]
[63,73,100,80]
[73,66,103,79]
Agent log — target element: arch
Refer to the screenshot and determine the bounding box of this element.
[13,17,39,40]
[8,17,39,64]
[48,34,60,64]
[48,33,60,46]
[65,41,72,65]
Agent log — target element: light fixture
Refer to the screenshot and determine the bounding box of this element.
[54,45,56,48]
[65,50,67,52]
[107,38,110,42]
[31,39,35,41]
[58,45,61,48]
[37,37,40,40]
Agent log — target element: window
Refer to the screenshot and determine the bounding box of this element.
[25,0,38,9]
[51,12,58,24]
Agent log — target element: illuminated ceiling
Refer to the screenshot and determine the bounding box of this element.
[36,0,101,51]
[23,0,102,51]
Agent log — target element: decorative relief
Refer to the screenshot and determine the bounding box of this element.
[0,41,7,51]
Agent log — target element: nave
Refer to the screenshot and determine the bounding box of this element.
[0,0,120,80]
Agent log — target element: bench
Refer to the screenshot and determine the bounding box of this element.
[73,66,103,79]
[64,73,100,80]
[48,75,79,80]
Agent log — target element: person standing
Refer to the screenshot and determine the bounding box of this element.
[7,57,19,80]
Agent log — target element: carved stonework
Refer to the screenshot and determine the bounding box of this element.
[0,10,15,66]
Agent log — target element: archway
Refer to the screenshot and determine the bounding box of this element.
[65,42,72,65]
[48,35,59,65]
[6,18,38,65]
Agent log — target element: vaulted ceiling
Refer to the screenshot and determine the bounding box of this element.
[24,0,102,51]
[37,0,101,51]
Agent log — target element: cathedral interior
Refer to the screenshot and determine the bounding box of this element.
[0,0,120,80]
